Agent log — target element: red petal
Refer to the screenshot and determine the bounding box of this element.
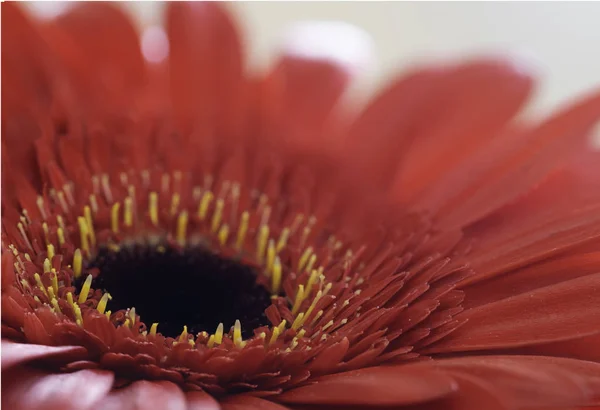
[435,89,600,228]
[221,395,290,410]
[277,365,457,406]
[43,3,146,102]
[101,380,186,410]
[165,2,244,137]
[462,252,600,309]
[1,367,113,410]
[392,59,533,203]
[1,341,87,371]
[186,390,221,410]
[506,333,600,363]
[427,273,600,353]
[430,355,600,408]
[261,55,353,152]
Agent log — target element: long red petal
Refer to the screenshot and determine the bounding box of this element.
[1,341,87,371]
[221,396,290,410]
[426,273,600,353]
[277,365,457,405]
[1,367,113,410]
[165,2,244,139]
[101,380,186,410]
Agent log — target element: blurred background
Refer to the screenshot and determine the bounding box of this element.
[25,1,600,120]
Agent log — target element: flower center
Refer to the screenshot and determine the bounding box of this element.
[84,244,273,338]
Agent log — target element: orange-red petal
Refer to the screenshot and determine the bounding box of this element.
[1,341,87,371]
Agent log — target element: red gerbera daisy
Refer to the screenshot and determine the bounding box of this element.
[2,3,600,410]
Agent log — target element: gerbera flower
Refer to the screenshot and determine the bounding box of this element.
[2,2,600,409]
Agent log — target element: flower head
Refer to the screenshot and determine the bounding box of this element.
[2,3,600,409]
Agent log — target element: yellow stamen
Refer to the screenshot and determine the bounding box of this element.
[89,194,99,214]
[306,269,320,295]
[276,228,290,253]
[233,319,244,347]
[297,329,306,339]
[129,307,136,326]
[97,293,112,314]
[170,193,180,216]
[323,282,333,296]
[18,222,32,249]
[105,310,112,320]
[34,273,47,296]
[198,191,214,220]
[24,253,32,262]
[256,225,269,264]
[36,196,47,219]
[291,312,305,331]
[150,323,158,336]
[77,217,89,253]
[310,310,324,326]
[322,320,334,331]
[101,174,113,203]
[304,290,323,322]
[214,323,224,345]
[298,247,313,271]
[305,254,317,273]
[41,222,50,245]
[149,192,159,226]
[124,319,130,328]
[218,224,230,246]
[207,335,216,348]
[51,298,61,313]
[73,304,83,326]
[84,206,96,247]
[111,203,121,234]
[78,274,93,304]
[51,270,59,294]
[73,249,82,278]
[277,319,287,334]
[266,240,276,275]
[176,211,189,247]
[124,197,133,227]
[210,199,224,233]
[57,228,65,246]
[235,211,249,250]
[47,286,56,301]
[291,285,305,315]
[179,325,188,342]
[56,215,66,232]
[66,292,75,309]
[43,258,51,273]
[269,327,281,345]
[57,191,69,213]
[271,256,282,295]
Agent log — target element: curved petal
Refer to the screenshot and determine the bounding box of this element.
[42,3,146,102]
[496,333,600,363]
[165,1,244,138]
[1,367,113,410]
[433,89,600,228]
[345,58,532,191]
[426,273,600,354]
[462,251,600,309]
[428,356,600,409]
[1,341,87,371]
[101,380,186,410]
[277,365,457,406]
[187,390,221,410]
[260,21,372,152]
[221,396,290,410]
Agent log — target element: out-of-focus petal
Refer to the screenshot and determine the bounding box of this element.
[165,1,244,139]
[426,273,600,354]
[260,21,373,152]
[277,365,457,406]
[221,395,291,410]
[42,3,147,106]
[344,59,532,191]
[1,341,87,371]
[1,367,113,410]
[101,380,186,410]
[187,390,221,410]
[431,90,600,228]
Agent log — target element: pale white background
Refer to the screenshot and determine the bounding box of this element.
[26,1,600,119]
